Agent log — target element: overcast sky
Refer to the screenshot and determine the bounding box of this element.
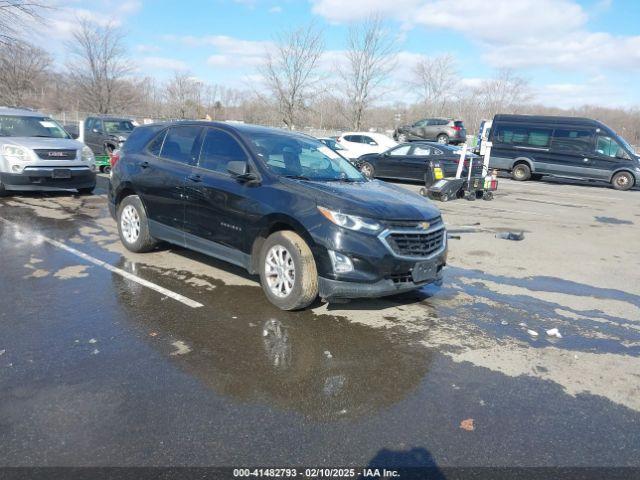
[38,0,640,109]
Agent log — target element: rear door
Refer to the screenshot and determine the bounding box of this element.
[134,125,203,241]
[375,144,412,178]
[84,118,102,154]
[183,127,261,261]
[405,144,433,180]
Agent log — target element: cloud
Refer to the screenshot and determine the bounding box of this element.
[269,6,283,13]
[310,0,640,73]
[139,56,189,71]
[135,44,161,53]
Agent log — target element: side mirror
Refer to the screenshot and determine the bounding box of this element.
[227,161,257,182]
[92,128,101,134]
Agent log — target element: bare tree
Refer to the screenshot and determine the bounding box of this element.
[259,24,324,129]
[0,1,45,44]
[0,40,50,106]
[476,68,532,118]
[66,19,135,114]
[164,71,204,119]
[410,54,458,116]
[340,15,397,130]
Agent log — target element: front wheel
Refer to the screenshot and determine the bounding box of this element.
[117,195,157,253]
[259,231,318,311]
[611,171,634,191]
[359,161,375,178]
[78,186,95,195]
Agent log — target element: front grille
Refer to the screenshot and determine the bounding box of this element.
[33,149,78,160]
[385,216,443,229]
[389,272,413,284]
[385,228,445,258]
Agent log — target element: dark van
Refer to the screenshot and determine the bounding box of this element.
[487,114,640,190]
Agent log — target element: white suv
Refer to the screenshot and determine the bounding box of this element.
[0,107,96,196]
[337,132,397,159]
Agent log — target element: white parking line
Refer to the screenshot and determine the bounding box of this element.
[0,217,204,309]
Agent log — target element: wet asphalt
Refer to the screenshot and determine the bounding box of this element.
[0,176,639,468]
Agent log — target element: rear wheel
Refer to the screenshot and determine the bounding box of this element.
[117,195,157,253]
[512,163,531,181]
[359,161,375,178]
[611,171,634,191]
[436,134,449,144]
[259,231,318,311]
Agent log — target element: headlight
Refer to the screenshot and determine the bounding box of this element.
[2,144,31,162]
[82,145,95,162]
[318,206,381,233]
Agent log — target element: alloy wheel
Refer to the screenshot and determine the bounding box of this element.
[265,245,296,298]
[121,205,141,244]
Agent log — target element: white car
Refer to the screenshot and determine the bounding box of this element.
[337,132,397,159]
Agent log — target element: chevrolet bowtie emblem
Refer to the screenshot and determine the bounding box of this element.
[419,221,430,230]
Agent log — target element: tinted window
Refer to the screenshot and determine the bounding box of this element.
[454,121,464,128]
[362,136,377,145]
[552,129,593,154]
[414,120,428,127]
[494,124,551,148]
[389,145,411,156]
[160,126,202,164]
[344,135,361,143]
[85,118,95,131]
[147,130,167,156]
[104,120,135,133]
[198,129,247,174]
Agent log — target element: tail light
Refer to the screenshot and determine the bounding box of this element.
[109,150,121,169]
[452,126,461,131]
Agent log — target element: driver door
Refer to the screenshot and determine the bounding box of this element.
[592,134,632,181]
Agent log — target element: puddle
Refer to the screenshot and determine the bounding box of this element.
[595,216,633,225]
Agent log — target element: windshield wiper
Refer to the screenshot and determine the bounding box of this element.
[283,174,311,181]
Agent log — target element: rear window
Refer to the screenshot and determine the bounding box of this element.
[160,126,203,164]
[125,125,165,153]
[454,121,464,128]
[494,124,551,148]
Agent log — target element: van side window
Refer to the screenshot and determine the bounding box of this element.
[596,135,629,159]
[494,124,551,148]
[552,129,593,154]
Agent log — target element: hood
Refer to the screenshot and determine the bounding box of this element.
[356,152,380,163]
[282,178,441,221]
[1,137,85,150]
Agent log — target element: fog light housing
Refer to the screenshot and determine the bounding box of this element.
[11,164,22,173]
[328,250,353,274]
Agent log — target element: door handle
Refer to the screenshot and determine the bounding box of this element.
[140,161,150,169]
[187,174,202,183]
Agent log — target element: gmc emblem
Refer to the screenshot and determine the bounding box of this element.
[47,151,67,157]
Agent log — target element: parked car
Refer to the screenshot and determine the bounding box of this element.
[393,118,467,145]
[355,142,482,182]
[108,122,447,310]
[318,137,355,160]
[0,107,96,196]
[84,116,136,156]
[487,114,640,190]
[336,132,397,159]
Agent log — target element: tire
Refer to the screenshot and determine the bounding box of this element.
[117,195,157,253]
[436,134,449,144]
[259,230,318,311]
[611,171,634,191]
[78,186,95,195]
[512,163,531,181]
[103,166,111,175]
[360,161,375,179]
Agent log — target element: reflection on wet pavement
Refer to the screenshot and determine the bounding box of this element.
[1,183,640,466]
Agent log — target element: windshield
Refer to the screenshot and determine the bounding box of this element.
[0,115,70,139]
[616,133,637,155]
[104,120,135,134]
[250,131,365,182]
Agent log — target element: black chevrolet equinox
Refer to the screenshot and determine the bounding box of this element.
[108,122,447,310]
